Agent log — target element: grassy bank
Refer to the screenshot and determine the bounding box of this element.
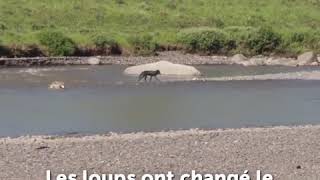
[0,0,320,57]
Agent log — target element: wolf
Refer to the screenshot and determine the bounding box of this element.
[138,70,161,82]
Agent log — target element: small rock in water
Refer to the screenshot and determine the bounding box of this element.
[49,81,65,90]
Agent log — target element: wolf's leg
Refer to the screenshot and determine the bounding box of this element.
[144,75,147,82]
[149,76,153,82]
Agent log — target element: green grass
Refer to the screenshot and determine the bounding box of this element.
[0,0,320,55]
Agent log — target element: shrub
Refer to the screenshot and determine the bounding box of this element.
[0,45,10,57]
[290,32,306,43]
[128,34,158,55]
[247,27,282,54]
[0,22,7,31]
[224,26,258,42]
[223,26,258,54]
[115,0,125,5]
[0,39,9,57]
[177,27,227,54]
[93,35,121,55]
[302,30,320,51]
[9,44,44,57]
[38,31,76,56]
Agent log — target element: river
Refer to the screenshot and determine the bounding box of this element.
[1,65,320,137]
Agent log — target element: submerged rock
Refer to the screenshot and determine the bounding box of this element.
[297,51,317,66]
[87,57,101,65]
[123,61,201,76]
[48,81,65,90]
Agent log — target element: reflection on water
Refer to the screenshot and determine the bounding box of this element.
[0,65,320,137]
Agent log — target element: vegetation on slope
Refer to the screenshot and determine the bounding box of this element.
[0,0,320,57]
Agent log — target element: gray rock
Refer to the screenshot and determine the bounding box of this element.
[249,57,266,66]
[230,54,247,63]
[87,57,101,65]
[48,81,65,90]
[239,61,254,66]
[240,57,266,66]
[264,57,279,66]
[265,57,298,66]
[297,51,317,66]
[124,61,201,76]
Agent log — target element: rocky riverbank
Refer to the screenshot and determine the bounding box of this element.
[0,51,319,67]
[192,71,320,81]
[0,125,319,180]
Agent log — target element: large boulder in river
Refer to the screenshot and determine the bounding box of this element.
[297,51,317,66]
[87,57,101,65]
[124,61,201,76]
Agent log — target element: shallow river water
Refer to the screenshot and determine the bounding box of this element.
[1,65,320,137]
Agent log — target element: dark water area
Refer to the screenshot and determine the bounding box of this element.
[1,65,320,137]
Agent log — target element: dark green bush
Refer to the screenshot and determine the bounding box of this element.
[9,44,44,57]
[302,30,320,51]
[93,35,121,55]
[128,34,158,55]
[0,22,7,31]
[290,32,306,43]
[177,28,227,54]
[0,39,9,57]
[0,45,9,57]
[247,27,282,54]
[115,0,125,5]
[224,26,258,54]
[93,35,117,48]
[38,31,76,56]
[224,26,258,42]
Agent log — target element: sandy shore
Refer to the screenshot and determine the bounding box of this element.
[0,125,319,180]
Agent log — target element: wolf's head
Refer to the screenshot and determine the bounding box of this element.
[156,70,161,75]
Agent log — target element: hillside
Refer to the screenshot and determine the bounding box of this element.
[0,0,320,56]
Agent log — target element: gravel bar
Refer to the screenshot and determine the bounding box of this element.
[0,125,319,179]
[0,52,230,67]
